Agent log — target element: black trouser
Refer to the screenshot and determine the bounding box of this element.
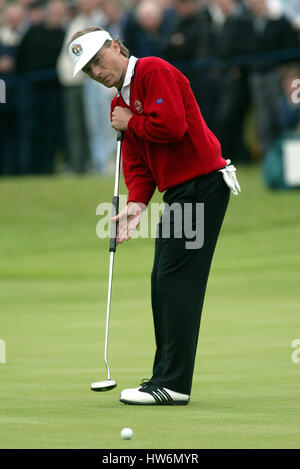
[150,170,230,395]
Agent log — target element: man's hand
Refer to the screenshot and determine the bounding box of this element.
[111,202,145,244]
[111,106,133,131]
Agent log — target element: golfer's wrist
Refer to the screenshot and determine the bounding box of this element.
[127,201,146,212]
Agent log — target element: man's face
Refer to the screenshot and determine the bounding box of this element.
[82,41,126,89]
[174,0,197,18]
[216,0,235,16]
[247,0,267,16]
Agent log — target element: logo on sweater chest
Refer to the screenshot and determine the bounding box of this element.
[134,99,144,114]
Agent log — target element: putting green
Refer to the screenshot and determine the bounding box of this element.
[0,165,300,449]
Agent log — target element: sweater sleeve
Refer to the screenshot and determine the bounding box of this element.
[122,133,157,206]
[127,68,189,143]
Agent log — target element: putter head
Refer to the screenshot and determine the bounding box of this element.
[90,379,117,392]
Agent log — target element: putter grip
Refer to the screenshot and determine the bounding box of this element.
[117,130,124,142]
[110,196,119,252]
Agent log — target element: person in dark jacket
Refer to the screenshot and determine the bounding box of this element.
[213,0,252,164]
[16,0,67,174]
[122,0,171,58]
[190,0,222,132]
[160,0,205,106]
[246,0,298,155]
[0,3,26,175]
[279,64,300,134]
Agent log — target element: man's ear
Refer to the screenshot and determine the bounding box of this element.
[111,40,121,54]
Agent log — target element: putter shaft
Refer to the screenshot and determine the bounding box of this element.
[104,251,115,380]
[103,131,123,381]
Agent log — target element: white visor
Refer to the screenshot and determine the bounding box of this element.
[68,30,112,77]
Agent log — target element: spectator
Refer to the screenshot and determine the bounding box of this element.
[262,62,300,190]
[83,0,128,174]
[102,0,125,38]
[161,0,211,109]
[282,0,300,36]
[0,0,7,27]
[16,0,67,174]
[0,3,26,175]
[246,0,298,155]
[282,0,300,20]
[279,65,300,134]
[63,0,116,174]
[192,0,224,130]
[0,4,26,47]
[197,0,223,58]
[281,0,300,44]
[26,0,45,26]
[123,0,168,58]
[213,0,252,163]
[14,1,45,175]
[57,0,103,173]
[161,0,201,61]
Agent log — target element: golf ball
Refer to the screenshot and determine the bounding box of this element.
[121,427,133,440]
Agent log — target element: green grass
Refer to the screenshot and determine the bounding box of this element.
[0,166,300,449]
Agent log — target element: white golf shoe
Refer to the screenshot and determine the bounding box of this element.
[120,381,190,406]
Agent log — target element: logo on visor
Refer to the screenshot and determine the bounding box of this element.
[72,43,83,57]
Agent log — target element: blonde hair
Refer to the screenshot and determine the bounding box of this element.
[67,26,129,58]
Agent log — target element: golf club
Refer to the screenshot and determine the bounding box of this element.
[91,130,123,392]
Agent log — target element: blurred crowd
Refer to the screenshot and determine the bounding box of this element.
[0,0,299,176]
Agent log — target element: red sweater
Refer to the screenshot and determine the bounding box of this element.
[111,57,226,206]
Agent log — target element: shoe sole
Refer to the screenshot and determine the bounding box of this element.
[120,399,189,406]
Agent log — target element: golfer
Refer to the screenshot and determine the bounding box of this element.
[68,27,240,405]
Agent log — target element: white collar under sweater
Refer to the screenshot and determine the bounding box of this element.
[118,55,139,105]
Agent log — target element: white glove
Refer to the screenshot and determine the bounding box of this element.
[218,159,241,196]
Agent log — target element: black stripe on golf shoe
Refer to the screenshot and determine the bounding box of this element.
[139,383,177,405]
[154,387,173,404]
